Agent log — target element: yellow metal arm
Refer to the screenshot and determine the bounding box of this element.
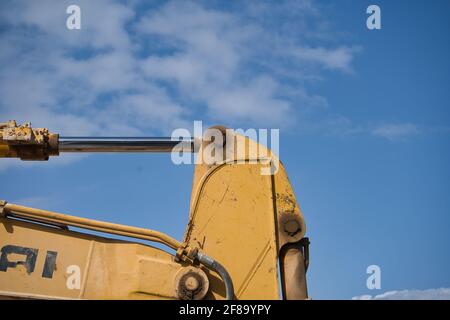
[0,120,309,300]
[0,200,235,300]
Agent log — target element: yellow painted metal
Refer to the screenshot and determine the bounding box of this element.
[0,217,197,299]
[185,162,280,299]
[0,144,11,158]
[183,131,307,299]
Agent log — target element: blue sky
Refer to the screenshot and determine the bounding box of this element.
[1,0,449,299]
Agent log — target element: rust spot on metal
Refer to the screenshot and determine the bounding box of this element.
[275,193,296,212]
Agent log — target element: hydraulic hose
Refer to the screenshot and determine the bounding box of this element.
[196,251,234,300]
[1,201,182,250]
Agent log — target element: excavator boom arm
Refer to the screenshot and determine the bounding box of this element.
[0,120,309,300]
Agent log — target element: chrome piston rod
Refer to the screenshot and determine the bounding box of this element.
[59,137,195,153]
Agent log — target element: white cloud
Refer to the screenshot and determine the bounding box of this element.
[135,1,361,127]
[352,288,450,300]
[0,0,363,167]
[0,0,190,136]
[0,0,426,158]
[1,0,134,49]
[290,46,360,72]
[371,123,420,141]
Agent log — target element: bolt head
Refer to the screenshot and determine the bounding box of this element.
[185,276,200,291]
[284,219,300,234]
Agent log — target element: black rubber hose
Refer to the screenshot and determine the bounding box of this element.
[197,251,234,300]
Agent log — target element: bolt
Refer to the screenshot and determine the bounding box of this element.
[284,219,300,235]
[184,275,200,291]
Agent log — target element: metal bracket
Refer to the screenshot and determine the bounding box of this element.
[0,120,59,160]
